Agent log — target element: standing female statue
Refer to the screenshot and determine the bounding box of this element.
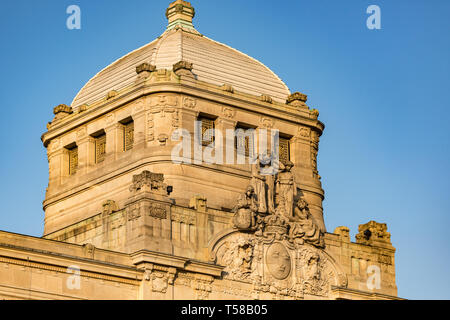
[276,160,297,218]
[251,155,267,214]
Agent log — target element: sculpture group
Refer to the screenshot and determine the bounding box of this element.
[232,156,324,248]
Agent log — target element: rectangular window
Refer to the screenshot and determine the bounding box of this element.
[123,121,134,151]
[200,117,215,146]
[95,134,106,163]
[68,146,78,175]
[279,137,290,163]
[236,127,255,157]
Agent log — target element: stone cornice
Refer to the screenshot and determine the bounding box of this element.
[0,233,140,284]
[331,286,404,300]
[130,250,224,277]
[0,231,224,284]
[42,80,324,147]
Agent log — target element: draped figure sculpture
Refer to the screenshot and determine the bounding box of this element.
[233,158,325,248]
[251,152,279,215]
[276,160,297,218]
[289,198,324,248]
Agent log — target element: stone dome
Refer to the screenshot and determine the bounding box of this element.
[71,0,291,108]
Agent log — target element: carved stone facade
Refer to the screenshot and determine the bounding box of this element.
[0,0,400,300]
[210,231,348,300]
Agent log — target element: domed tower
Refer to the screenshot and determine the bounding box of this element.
[42,0,325,250]
[34,1,400,300]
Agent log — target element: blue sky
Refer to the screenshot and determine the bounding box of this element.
[0,0,449,299]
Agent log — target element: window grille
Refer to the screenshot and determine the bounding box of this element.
[279,137,290,163]
[95,134,106,163]
[200,118,215,146]
[68,147,78,175]
[124,122,134,151]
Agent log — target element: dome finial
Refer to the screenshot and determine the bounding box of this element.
[165,0,196,32]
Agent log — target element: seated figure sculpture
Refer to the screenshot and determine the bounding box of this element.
[289,198,324,248]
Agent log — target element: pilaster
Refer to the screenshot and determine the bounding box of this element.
[125,171,174,254]
[105,123,122,163]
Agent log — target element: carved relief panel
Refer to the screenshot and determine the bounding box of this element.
[211,231,347,300]
[147,95,179,144]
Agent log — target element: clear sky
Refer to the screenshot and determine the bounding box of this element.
[0,0,449,299]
